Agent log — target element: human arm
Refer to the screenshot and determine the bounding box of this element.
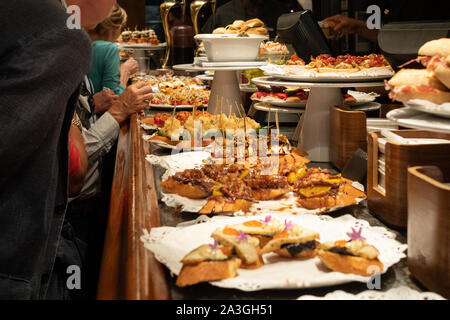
[92,89,119,114]
[324,14,379,43]
[107,81,153,125]
[68,123,88,197]
[120,57,139,87]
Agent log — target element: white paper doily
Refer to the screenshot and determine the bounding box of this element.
[146,152,366,215]
[297,286,446,300]
[141,214,407,291]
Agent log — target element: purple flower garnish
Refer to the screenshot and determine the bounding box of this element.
[284,219,294,230]
[260,216,272,223]
[237,231,249,242]
[209,238,219,251]
[346,227,366,241]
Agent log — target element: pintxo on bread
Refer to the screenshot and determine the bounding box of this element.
[317,240,383,276]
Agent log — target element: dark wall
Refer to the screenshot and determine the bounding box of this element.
[118,0,146,29]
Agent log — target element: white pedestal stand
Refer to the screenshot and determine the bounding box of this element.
[252,76,386,162]
[208,70,242,114]
[173,63,264,115]
[300,87,342,162]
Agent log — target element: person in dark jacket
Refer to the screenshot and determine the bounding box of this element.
[0,0,115,299]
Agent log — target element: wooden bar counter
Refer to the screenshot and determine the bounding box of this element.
[96,113,437,300]
[97,114,170,300]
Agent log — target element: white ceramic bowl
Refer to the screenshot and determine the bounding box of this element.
[194,34,268,62]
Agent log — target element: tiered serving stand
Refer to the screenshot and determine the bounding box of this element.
[252,75,386,162]
[172,63,266,115]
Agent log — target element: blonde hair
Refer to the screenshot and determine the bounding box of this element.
[90,4,127,36]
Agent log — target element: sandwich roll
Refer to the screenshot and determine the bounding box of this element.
[241,18,265,30]
[418,38,450,58]
[432,55,450,90]
[386,69,450,105]
[417,38,450,89]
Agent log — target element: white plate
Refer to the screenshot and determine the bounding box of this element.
[198,61,267,68]
[197,74,214,81]
[173,63,268,72]
[251,96,307,108]
[404,99,450,119]
[253,102,305,114]
[297,287,445,300]
[143,133,211,151]
[140,123,158,131]
[366,118,398,133]
[387,107,450,134]
[147,103,208,110]
[251,76,386,89]
[141,214,407,291]
[117,42,167,50]
[346,90,379,106]
[260,64,394,83]
[239,84,258,93]
[350,102,381,112]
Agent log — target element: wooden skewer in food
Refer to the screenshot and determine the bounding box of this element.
[234,101,243,118]
[170,104,177,131]
[275,110,279,133]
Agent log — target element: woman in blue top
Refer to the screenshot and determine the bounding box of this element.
[87,4,138,97]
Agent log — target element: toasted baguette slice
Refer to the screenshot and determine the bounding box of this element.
[418,38,450,58]
[246,27,268,35]
[242,18,265,30]
[213,27,226,34]
[318,250,383,276]
[160,178,211,199]
[285,96,301,102]
[176,258,241,287]
[199,198,253,214]
[149,135,179,146]
[251,188,291,201]
[297,179,365,210]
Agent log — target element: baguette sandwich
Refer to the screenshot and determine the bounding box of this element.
[386,68,450,105]
[417,38,450,89]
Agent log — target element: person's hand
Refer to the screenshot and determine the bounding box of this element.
[324,14,365,38]
[121,57,139,75]
[108,81,153,124]
[93,89,119,114]
[120,57,139,86]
